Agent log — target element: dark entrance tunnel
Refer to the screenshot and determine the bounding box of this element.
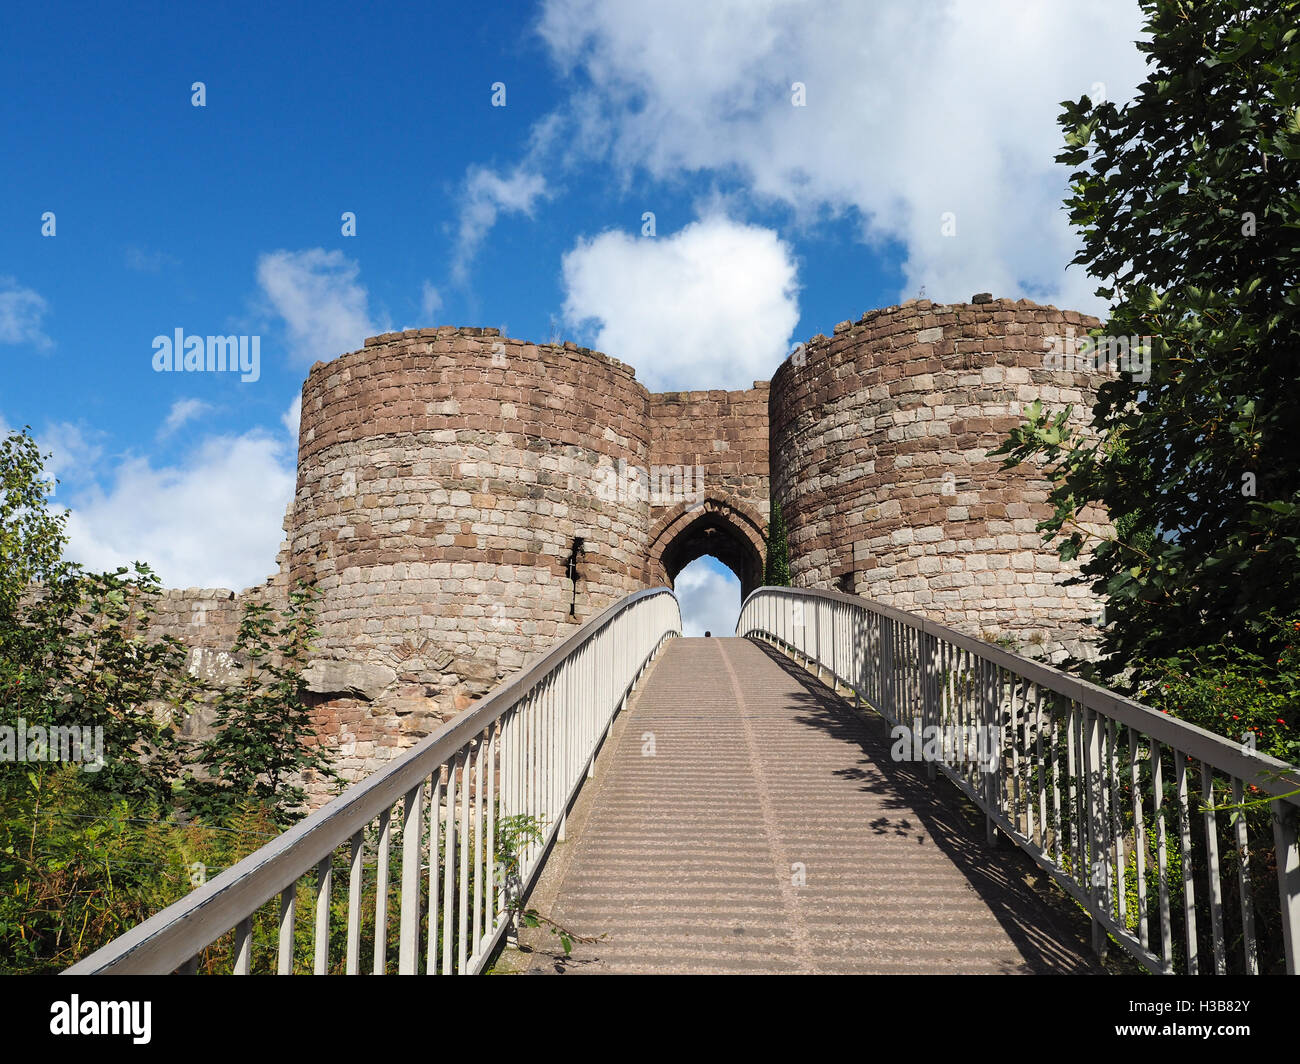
[658,507,764,601]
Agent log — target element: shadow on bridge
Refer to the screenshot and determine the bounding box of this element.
[750,638,1099,975]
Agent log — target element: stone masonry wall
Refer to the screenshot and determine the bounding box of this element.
[770,297,1110,660]
[646,385,770,595]
[136,295,1117,804]
[287,327,654,790]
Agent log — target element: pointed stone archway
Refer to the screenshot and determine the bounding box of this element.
[645,497,767,600]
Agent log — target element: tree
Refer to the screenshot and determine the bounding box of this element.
[182,587,339,827]
[991,0,1300,685]
[0,429,190,805]
[764,498,791,586]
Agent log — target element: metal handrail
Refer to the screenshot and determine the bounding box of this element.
[738,585,1300,975]
[67,587,681,975]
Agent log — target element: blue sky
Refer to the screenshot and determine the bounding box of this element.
[0,0,1148,637]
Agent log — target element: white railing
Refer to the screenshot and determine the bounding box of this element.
[738,586,1300,976]
[66,587,681,975]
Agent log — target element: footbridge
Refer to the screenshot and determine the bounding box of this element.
[67,588,1300,976]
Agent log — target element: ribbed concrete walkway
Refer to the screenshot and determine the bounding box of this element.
[523,637,1097,974]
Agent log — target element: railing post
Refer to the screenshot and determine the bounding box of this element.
[1274,800,1300,975]
[399,782,424,974]
[921,629,936,781]
[1084,708,1109,959]
[882,618,894,723]
[983,659,998,846]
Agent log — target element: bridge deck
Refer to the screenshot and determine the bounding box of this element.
[519,636,1097,974]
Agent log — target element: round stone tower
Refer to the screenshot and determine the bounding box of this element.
[290,327,652,783]
[769,297,1110,656]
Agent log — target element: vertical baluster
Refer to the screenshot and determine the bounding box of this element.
[1231,779,1256,974]
[549,669,559,841]
[1270,798,1299,975]
[531,684,542,872]
[1009,674,1021,836]
[1129,728,1148,951]
[920,630,935,781]
[277,883,296,975]
[472,728,485,953]
[457,738,472,974]
[1083,707,1107,955]
[442,753,458,975]
[543,672,554,851]
[1095,715,1114,927]
[488,720,499,935]
[428,766,443,974]
[1152,743,1173,973]
[1200,762,1225,975]
[1034,686,1046,852]
[517,691,527,874]
[346,830,363,974]
[314,855,331,975]
[1176,752,1198,974]
[1109,719,1125,929]
[233,916,252,975]
[1021,679,1033,842]
[1050,700,1062,867]
[985,661,999,844]
[373,806,391,975]
[1066,702,1080,882]
[399,781,424,974]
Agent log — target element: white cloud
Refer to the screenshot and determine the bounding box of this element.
[537,0,1148,315]
[124,246,179,273]
[420,280,443,322]
[257,248,383,364]
[159,398,211,438]
[29,422,104,503]
[452,166,548,285]
[0,277,52,349]
[282,395,302,441]
[674,558,742,637]
[61,431,295,591]
[561,215,799,391]
[0,416,102,498]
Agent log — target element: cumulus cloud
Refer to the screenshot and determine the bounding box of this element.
[257,248,384,364]
[282,395,302,441]
[420,280,443,322]
[675,558,742,637]
[561,215,799,390]
[0,277,52,349]
[537,0,1147,314]
[158,398,211,438]
[61,431,295,591]
[451,166,548,285]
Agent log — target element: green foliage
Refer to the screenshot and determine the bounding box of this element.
[1,428,192,805]
[0,428,66,613]
[764,497,791,586]
[1138,614,1300,766]
[0,765,280,974]
[0,428,340,970]
[180,585,340,828]
[990,0,1300,700]
[492,812,597,961]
